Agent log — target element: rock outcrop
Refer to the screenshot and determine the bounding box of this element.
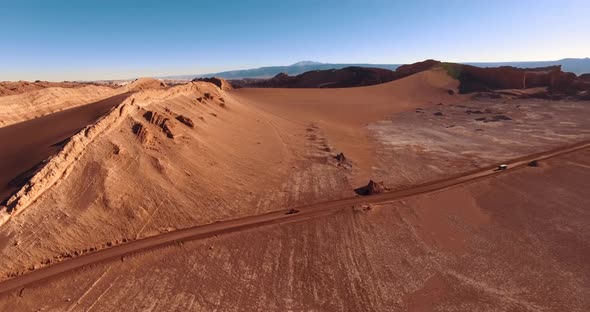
[0,81,221,225]
[0,100,132,224]
[175,115,195,128]
[355,180,389,196]
[191,77,233,91]
[125,78,167,92]
[144,111,175,138]
[133,122,152,146]
[443,63,590,96]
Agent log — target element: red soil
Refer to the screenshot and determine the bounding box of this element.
[0,93,131,204]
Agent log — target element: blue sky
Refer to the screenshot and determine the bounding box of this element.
[1,0,589,81]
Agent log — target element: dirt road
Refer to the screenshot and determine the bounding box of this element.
[0,140,588,294]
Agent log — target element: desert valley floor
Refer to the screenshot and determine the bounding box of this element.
[0,66,588,311]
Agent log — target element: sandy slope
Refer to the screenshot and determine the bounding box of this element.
[0,140,587,296]
[0,67,588,311]
[0,93,132,204]
[0,80,298,277]
[0,85,122,127]
[0,69,459,279]
[232,67,463,184]
[0,148,587,311]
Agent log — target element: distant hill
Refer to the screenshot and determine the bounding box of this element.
[230,67,399,88]
[464,58,590,75]
[163,62,401,80]
[162,58,590,80]
[229,60,441,89]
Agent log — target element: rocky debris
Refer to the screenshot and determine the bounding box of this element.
[433,112,444,116]
[352,204,373,212]
[175,115,195,128]
[285,208,300,215]
[528,160,540,167]
[112,143,123,155]
[133,122,152,145]
[204,92,213,100]
[144,111,175,138]
[191,77,233,91]
[475,115,512,123]
[465,109,484,114]
[355,180,389,196]
[333,152,351,168]
[145,110,166,125]
[447,89,455,95]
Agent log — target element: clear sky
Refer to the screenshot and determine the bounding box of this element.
[1,0,589,81]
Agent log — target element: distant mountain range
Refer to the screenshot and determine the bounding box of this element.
[162,62,400,80]
[162,58,590,80]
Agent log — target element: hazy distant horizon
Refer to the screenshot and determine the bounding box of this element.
[2,57,590,82]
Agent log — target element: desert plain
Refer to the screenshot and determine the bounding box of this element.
[0,61,588,311]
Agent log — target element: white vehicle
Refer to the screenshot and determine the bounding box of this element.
[497,164,508,170]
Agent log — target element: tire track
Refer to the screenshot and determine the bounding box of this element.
[0,140,588,294]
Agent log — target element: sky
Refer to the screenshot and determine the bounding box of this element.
[1,0,589,81]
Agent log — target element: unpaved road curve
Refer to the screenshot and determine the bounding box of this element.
[0,140,589,294]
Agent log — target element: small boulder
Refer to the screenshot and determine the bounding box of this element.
[192,77,233,90]
[355,180,389,196]
[175,115,195,128]
[334,152,346,163]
